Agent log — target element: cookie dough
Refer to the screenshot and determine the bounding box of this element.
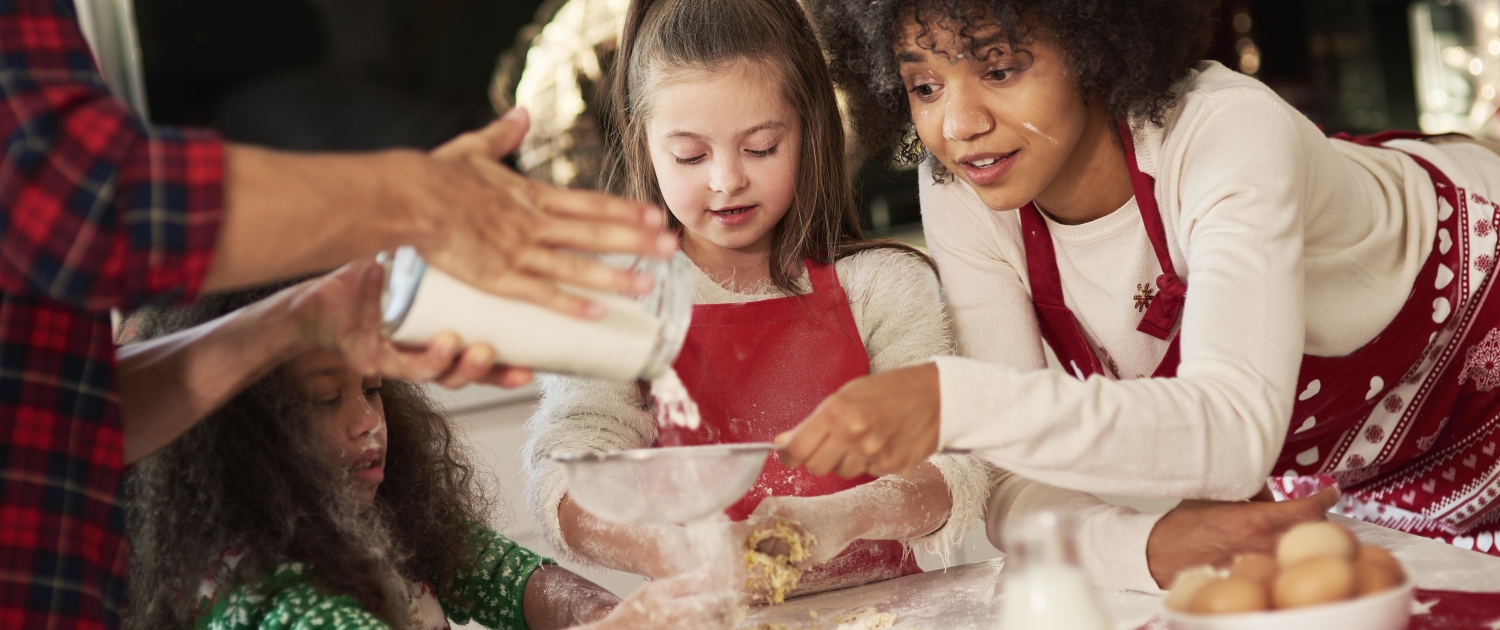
[834,608,896,630]
[743,520,817,604]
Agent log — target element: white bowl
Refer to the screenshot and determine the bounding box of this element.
[1162,570,1415,630]
[551,443,771,524]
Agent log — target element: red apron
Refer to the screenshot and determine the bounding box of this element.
[658,259,923,588]
[1022,122,1500,555]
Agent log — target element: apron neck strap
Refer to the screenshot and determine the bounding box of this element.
[1019,203,1067,308]
[1116,117,1186,340]
[1018,119,1186,340]
[806,258,838,293]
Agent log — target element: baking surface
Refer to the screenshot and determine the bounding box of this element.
[738,514,1500,630]
[739,559,1005,629]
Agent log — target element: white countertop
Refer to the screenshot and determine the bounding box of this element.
[739,515,1500,630]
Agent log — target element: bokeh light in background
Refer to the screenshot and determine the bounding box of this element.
[134,0,1500,237]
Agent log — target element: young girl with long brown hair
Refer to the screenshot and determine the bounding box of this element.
[522,0,996,598]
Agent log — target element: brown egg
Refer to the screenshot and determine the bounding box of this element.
[1165,565,1222,612]
[1356,546,1403,577]
[1228,553,1280,590]
[1353,546,1405,595]
[1277,522,1359,567]
[1273,556,1356,609]
[1189,577,1270,615]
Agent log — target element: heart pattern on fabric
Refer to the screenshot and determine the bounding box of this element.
[1439,228,1452,255]
[1423,479,1438,493]
[1296,447,1320,467]
[1296,417,1316,433]
[1403,490,1417,504]
[1463,454,1479,468]
[1443,467,1457,481]
[1436,264,1455,290]
[1454,536,1475,550]
[1367,376,1385,400]
[1433,296,1452,323]
[1479,531,1495,553]
[1485,442,1496,456]
[1439,197,1454,221]
[1298,379,1321,401]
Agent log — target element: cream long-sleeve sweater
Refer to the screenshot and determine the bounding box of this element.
[929,62,1500,592]
[522,247,998,571]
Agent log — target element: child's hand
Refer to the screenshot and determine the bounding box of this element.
[749,497,864,568]
[286,259,534,389]
[776,362,942,479]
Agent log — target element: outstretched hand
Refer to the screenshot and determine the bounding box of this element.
[1145,486,1342,588]
[286,260,533,389]
[776,362,943,479]
[417,108,678,319]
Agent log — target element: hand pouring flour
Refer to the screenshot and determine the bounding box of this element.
[380,248,697,395]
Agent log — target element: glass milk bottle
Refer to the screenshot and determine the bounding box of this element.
[996,512,1110,630]
[379,247,693,381]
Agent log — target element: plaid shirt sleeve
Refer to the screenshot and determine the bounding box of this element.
[0,0,225,312]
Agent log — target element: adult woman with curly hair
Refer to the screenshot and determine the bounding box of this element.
[124,273,734,630]
[779,0,1500,572]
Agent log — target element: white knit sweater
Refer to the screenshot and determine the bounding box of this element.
[522,247,998,571]
[925,61,1500,592]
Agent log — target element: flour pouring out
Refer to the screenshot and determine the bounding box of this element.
[652,367,702,430]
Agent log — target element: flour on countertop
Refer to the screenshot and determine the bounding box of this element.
[834,608,896,630]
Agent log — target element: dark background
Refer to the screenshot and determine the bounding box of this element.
[133,0,1446,234]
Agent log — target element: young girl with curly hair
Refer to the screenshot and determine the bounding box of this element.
[522,0,1003,599]
[779,0,1500,576]
[124,275,734,630]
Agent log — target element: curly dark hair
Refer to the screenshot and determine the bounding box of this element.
[807,0,1220,172]
[123,285,494,629]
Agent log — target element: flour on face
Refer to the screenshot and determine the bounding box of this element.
[1022,121,1059,145]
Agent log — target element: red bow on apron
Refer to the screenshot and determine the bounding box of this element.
[658,259,922,588]
[1023,121,1500,554]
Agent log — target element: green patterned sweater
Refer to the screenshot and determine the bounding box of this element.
[194,527,551,630]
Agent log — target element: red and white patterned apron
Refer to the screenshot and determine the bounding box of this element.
[658,259,922,589]
[1021,122,1500,556]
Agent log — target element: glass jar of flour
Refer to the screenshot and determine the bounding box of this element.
[379,247,693,381]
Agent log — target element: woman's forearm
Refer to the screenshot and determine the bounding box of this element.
[522,564,619,630]
[117,291,309,463]
[558,494,686,579]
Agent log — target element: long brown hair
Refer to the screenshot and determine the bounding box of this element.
[123,286,493,629]
[604,0,934,294]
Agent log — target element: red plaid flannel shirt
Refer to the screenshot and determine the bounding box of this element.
[0,1,224,628]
